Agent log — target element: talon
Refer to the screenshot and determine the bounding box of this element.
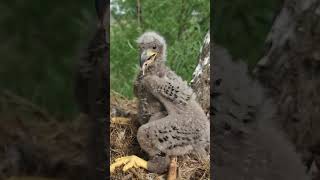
[111,117,130,125]
[110,155,148,173]
[123,160,135,172]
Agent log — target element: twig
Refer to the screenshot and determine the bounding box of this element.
[136,0,142,27]
[167,156,177,180]
[130,168,144,180]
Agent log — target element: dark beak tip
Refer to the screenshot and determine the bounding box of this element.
[139,59,144,67]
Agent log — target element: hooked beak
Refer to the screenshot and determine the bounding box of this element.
[140,49,157,67]
[140,49,157,75]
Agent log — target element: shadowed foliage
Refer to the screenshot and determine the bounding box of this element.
[213,0,281,67]
[0,0,97,117]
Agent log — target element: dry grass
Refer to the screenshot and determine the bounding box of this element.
[110,91,210,180]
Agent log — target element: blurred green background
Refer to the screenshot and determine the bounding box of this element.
[0,1,96,118]
[110,0,210,98]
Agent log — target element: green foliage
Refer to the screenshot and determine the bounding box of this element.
[0,0,95,117]
[111,0,209,98]
[213,0,281,67]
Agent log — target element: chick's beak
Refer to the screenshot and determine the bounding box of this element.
[140,49,157,67]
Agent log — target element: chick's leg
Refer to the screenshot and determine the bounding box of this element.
[110,155,147,173]
[111,113,170,174]
[110,155,170,174]
[147,155,170,174]
[149,111,167,122]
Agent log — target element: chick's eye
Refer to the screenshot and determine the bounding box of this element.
[152,46,157,49]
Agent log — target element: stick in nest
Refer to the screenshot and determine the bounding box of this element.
[167,156,177,180]
[111,117,130,125]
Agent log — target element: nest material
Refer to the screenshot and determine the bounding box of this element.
[110,92,210,180]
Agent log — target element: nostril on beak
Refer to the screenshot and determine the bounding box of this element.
[147,54,156,61]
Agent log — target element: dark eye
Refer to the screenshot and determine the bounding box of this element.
[152,46,156,49]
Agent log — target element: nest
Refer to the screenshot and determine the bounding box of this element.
[110,92,210,180]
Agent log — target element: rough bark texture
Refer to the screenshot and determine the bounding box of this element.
[255,0,320,171]
[191,31,210,115]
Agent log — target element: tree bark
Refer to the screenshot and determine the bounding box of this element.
[191,31,210,115]
[75,0,109,179]
[255,0,320,172]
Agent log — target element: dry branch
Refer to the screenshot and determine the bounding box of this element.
[167,156,177,180]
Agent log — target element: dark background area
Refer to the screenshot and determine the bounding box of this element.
[213,0,320,179]
[213,0,281,67]
[0,1,108,180]
[0,0,97,119]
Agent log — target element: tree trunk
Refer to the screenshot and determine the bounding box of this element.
[75,0,109,179]
[255,0,320,172]
[211,43,309,180]
[191,31,210,115]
